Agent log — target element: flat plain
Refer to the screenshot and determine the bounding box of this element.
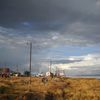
[0,77,100,100]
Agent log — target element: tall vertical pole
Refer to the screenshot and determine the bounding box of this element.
[16,64,18,73]
[29,42,32,84]
[49,60,52,73]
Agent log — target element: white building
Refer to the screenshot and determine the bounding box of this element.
[46,71,51,76]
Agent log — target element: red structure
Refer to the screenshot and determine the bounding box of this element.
[0,67,10,77]
[3,68,10,74]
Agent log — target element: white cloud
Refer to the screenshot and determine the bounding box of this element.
[51,54,100,70]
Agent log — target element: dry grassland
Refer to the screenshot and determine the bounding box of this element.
[0,77,100,100]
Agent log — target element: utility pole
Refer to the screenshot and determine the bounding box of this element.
[29,42,32,84]
[49,60,51,73]
[16,64,18,73]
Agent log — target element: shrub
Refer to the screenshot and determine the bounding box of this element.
[0,86,9,94]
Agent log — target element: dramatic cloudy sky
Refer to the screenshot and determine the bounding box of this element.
[0,0,100,76]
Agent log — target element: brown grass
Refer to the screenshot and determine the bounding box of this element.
[0,77,100,100]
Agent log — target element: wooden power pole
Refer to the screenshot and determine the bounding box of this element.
[29,42,32,84]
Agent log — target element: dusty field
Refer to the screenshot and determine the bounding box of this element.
[0,77,100,100]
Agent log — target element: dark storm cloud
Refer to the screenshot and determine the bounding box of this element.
[0,0,67,29]
[0,0,100,44]
[0,0,97,21]
[52,59,82,64]
[0,0,100,48]
[0,0,99,30]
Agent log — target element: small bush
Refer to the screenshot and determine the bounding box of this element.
[0,86,9,94]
